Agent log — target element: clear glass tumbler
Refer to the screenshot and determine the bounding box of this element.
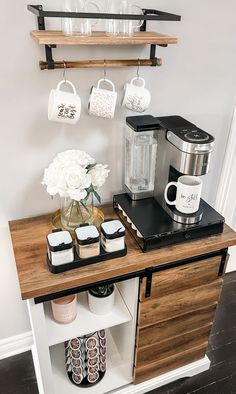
[62,0,100,36]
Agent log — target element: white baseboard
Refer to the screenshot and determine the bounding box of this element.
[0,331,33,360]
[114,356,210,394]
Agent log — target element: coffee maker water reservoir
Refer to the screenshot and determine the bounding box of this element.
[125,116,158,200]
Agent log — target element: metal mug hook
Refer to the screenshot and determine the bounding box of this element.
[137,59,141,80]
[103,59,107,80]
[63,61,67,82]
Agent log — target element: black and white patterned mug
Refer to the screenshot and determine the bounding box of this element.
[88,78,117,119]
[48,80,81,125]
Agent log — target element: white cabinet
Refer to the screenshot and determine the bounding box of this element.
[28,278,140,394]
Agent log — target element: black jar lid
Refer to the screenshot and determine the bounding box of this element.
[47,229,73,252]
[101,220,125,240]
[75,225,100,245]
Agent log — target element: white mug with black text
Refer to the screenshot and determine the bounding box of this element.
[164,175,202,214]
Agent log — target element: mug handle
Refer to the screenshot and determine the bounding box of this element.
[86,1,100,26]
[57,80,77,95]
[132,5,144,28]
[131,77,146,88]
[164,182,178,205]
[97,78,115,92]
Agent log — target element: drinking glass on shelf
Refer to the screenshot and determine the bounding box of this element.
[62,0,100,36]
[119,0,143,37]
[105,0,120,36]
[105,0,143,37]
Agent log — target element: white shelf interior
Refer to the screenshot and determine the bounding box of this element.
[44,286,132,346]
[50,328,132,394]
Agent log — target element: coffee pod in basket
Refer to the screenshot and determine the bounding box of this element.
[71,358,83,368]
[85,336,98,350]
[88,356,99,367]
[70,338,82,350]
[72,366,83,376]
[87,371,99,384]
[64,340,70,349]
[100,347,106,357]
[99,338,106,348]
[88,364,99,374]
[100,355,106,365]
[100,362,106,373]
[71,349,82,359]
[98,329,106,339]
[72,373,83,385]
[88,348,98,358]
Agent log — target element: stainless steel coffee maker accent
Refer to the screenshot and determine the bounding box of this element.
[154,116,215,224]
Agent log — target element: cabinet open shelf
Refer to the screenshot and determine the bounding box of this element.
[44,286,132,347]
[50,329,132,394]
[31,30,178,46]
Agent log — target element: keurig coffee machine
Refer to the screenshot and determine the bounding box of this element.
[114,115,224,251]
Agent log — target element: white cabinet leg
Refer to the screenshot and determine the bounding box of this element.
[27,299,54,394]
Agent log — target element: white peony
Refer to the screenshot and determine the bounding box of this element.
[64,165,92,202]
[56,150,95,168]
[89,164,110,188]
[42,161,66,197]
[42,150,109,203]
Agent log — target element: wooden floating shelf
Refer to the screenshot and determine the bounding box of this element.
[30,30,178,46]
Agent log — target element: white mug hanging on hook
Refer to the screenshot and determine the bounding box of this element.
[122,65,151,112]
[62,0,100,36]
[88,64,117,119]
[88,79,117,119]
[48,77,81,125]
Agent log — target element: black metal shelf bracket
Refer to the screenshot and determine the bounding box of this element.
[28,4,181,70]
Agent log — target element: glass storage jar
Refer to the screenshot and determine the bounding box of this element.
[47,230,74,266]
[101,220,125,252]
[75,224,100,259]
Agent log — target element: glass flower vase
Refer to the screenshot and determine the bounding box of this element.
[60,195,94,231]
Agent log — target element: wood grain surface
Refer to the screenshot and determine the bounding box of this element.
[140,256,222,301]
[135,324,212,367]
[137,304,217,347]
[30,30,178,46]
[134,343,207,384]
[138,280,222,327]
[9,205,236,300]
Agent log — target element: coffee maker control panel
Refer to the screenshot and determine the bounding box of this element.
[157,116,215,155]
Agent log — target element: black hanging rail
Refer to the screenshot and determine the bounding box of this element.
[27,5,181,22]
[27,5,181,70]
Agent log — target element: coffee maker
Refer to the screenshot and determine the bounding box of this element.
[113,115,224,252]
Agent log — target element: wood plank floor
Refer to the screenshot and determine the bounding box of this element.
[0,272,236,394]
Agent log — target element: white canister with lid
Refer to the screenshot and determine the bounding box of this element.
[75,225,100,259]
[47,230,74,266]
[101,220,125,253]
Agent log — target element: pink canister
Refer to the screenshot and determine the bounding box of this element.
[51,294,77,324]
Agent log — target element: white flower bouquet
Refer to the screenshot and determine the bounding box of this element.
[42,150,110,229]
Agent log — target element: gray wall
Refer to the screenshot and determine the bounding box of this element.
[1,0,236,340]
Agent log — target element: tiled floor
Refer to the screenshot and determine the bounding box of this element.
[0,272,236,394]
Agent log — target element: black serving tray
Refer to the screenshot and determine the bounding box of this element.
[47,245,127,274]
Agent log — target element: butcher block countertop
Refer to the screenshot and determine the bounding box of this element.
[9,204,236,300]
